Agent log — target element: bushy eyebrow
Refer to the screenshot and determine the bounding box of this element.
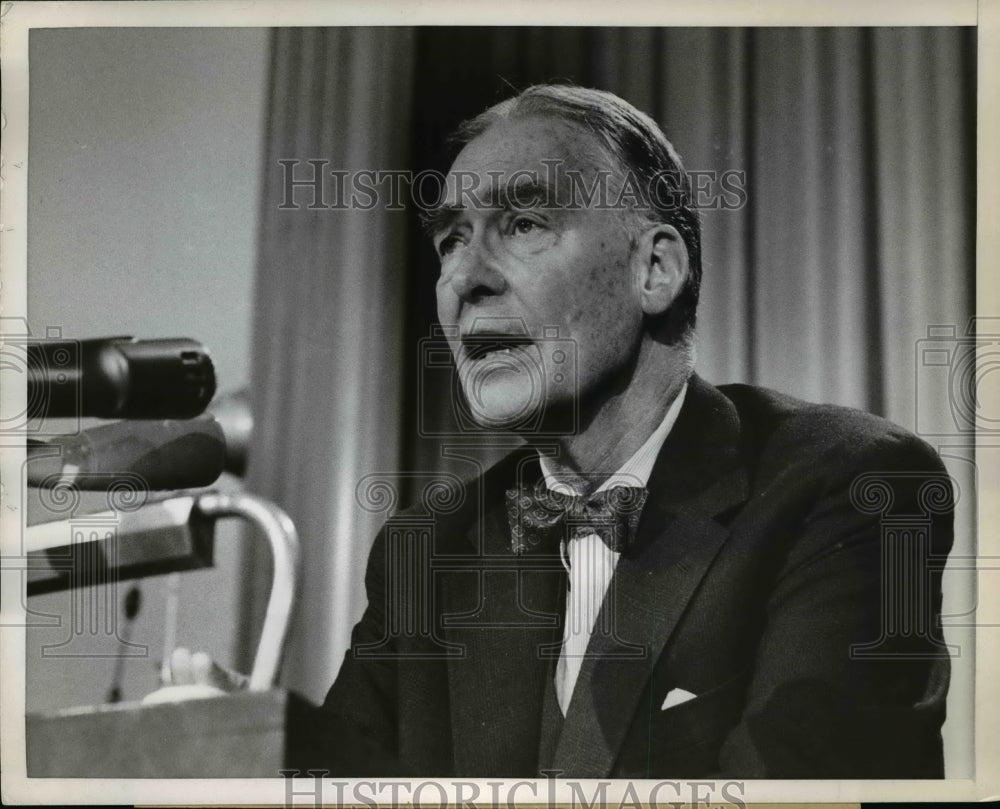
[420,178,560,241]
[419,205,460,241]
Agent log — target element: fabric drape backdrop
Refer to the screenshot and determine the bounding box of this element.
[242,26,974,772]
[241,27,415,699]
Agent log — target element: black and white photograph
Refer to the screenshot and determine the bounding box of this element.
[1,1,995,805]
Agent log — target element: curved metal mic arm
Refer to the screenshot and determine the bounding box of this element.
[192,492,300,692]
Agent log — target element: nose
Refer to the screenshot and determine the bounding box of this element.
[442,238,508,304]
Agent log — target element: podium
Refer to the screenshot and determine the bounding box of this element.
[24,491,316,778]
[26,689,318,778]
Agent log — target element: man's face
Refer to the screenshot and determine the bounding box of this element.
[432,115,645,432]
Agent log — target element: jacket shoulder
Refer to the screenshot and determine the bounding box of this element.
[715,382,945,480]
[379,446,533,554]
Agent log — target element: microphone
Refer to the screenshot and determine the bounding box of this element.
[27,337,216,420]
[26,416,226,490]
[206,390,252,478]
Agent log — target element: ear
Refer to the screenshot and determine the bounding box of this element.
[631,224,689,316]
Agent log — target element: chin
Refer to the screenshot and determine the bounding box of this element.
[457,380,581,439]
[459,376,545,430]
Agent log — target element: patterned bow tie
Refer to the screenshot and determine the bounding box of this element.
[505,481,648,555]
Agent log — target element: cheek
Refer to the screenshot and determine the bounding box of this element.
[571,259,640,372]
[435,279,456,324]
[562,238,627,312]
[580,251,634,322]
[595,234,632,284]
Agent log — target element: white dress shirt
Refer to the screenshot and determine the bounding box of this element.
[539,383,688,715]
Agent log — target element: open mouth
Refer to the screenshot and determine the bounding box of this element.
[462,333,536,361]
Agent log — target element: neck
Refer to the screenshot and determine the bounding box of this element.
[535,339,691,494]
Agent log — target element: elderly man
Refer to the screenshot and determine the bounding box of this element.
[243,84,948,779]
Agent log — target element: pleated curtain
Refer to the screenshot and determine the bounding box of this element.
[241,28,415,701]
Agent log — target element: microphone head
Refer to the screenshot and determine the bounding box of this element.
[28,337,216,420]
[207,390,252,477]
[27,416,226,491]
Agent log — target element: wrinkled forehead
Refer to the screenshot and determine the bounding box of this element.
[439,115,619,210]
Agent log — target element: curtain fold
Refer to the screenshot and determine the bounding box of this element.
[873,27,975,429]
[241,27,415,702]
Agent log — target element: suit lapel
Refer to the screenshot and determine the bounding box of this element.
[442,461,565,776]
[552,376,750,777]
[550,508,734,776]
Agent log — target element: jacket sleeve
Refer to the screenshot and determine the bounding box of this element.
[293,527,416,776]
[717,430,955,778]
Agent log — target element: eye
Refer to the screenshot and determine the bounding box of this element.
[436,233,465,258]
[508,216,542,236]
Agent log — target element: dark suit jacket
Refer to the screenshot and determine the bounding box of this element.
[308,375,954,778]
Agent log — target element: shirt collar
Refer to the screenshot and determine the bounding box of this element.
[539,381,688,496]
